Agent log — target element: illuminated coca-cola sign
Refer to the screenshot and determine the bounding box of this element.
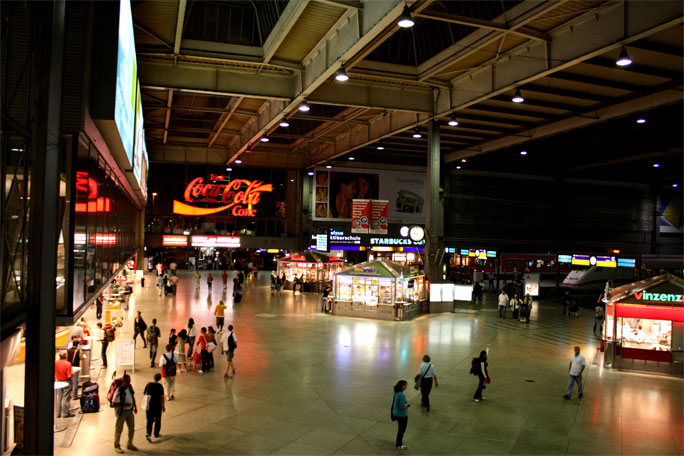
[173,174,273,217]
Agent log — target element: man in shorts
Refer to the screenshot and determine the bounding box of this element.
[214,300,227,331]
[220,324,238,379]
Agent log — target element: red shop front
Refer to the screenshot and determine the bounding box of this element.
[604,274,684,366]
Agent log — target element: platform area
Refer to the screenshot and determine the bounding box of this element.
[8,271,682,455]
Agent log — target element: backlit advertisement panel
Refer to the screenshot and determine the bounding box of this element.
[191,236,241,248]
[133,80,148,199]
[115,0,137,164]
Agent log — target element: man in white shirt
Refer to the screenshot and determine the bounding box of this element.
[563,346,586,400]
[220,325,238,379]
[497,290,509,319]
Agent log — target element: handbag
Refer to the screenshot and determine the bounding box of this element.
[414,364,431,390]
[207,342,217,353]
[141,394,151,412]
[390,395,397,421]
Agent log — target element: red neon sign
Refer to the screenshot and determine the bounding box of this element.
[75,171,111,213]
[173,175,272,217]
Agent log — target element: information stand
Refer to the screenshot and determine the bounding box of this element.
[115,339,135,373]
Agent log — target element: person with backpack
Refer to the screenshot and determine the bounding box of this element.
[471,350,490,402]
[100,321,116,368]
[133,311,147,348]
[220,324,238,379]
[159,344,178,400]
[112,374,138,453]
[415,354,438,412]
[391,380,410,450]
[147,319,162,368]
[67,336,84,400]
[143,373,166,442]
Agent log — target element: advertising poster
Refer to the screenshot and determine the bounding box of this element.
[370,200,389,234]
[114,0,137,164]
[524,273,540,297]
[658,195,682,233]
[312,167,425,224]
[351,199,371,233]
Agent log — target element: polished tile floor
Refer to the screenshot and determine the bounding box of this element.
[37,272,684,454]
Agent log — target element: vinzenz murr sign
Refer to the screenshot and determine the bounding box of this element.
[173,175,272,217]
[633,291,684,303]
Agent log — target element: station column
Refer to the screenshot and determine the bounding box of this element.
[425,120,444,282]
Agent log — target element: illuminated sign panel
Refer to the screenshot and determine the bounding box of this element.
[633,291,683,303]
[174,175,272,217]
[570,254,616,267]
[74,233,117,245]
[617,258,636,268]
[75,171,112,213]
[191,236,240,248]
[163,235,188,247]
[558,255,572,264]
[459,248,497,258]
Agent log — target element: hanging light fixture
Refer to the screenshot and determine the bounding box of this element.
[307,171,314,176]
[348,156,355,161]
[377,143,385,150]
[235,159,242,164]
[615,46,632,66]
[636,118,646,124]
[448,117,459,126]
[298,99,311,112]
[335,65,349,82]
[226,167,232,172]
[512,88,524,103]
[279,118,290,127]
[325,164,332,169]
[397,4,415,28]
[260,136,270,142]
[412,128,421,139]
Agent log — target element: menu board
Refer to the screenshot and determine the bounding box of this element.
[116,339,135,367]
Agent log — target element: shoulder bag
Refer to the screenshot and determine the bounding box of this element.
[414,363,431,390]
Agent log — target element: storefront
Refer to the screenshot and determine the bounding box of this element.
[277,251,345,291]
[332,260,428,321]
[604,274,684,368]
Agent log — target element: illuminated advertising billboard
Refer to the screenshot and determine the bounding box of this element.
[162,235,188,247]
[115,0,137,164]
[191,236,241,248]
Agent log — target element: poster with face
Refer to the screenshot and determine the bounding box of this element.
[328,171,379,219]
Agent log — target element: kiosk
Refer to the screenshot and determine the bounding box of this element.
[603,274,684,371]
[276,251,345,292]
[332,260,428,321]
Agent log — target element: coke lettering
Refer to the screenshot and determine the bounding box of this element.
[174,177,273,217]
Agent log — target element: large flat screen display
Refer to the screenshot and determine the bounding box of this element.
[115,0,137,165]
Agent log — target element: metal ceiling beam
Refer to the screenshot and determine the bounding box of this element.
[313,0,362,9]
[173,0,187,55]
[262,0,311,65]
[523,84,614,103]
[414,10,548,42]
[310,81,434,113]
[465,104,560,120]
[208,97,244,148]
[627,41,683,58]
[548,72,650,93]
[163,89,173,144]
[488,95,588,112]
[134,22,173,49]
[583,58,682,81]
[443,88,683,162]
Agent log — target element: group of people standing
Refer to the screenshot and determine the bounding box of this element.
[497,290,533,322]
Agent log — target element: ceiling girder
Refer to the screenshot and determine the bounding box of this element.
[414,10,548,42]
[208,97,244,148]
[173,0,187,55]
[262,0,311,65]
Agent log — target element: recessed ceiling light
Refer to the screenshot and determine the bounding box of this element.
[348,157,355,160]
[279,118,290,127]
[448,117,459,127]
[397,5,414,28]
[260,136,269,142]
[307,171,314,176]
[412,128,421,139]
[226,167,232,171]
[335,65,349,82]
[520,150,528,156]
[616,46,632,66]
[636,118,646,124]
[298,100,310,112]
[653,163,660,168]
[325,165,332,169]
[512,88,524,103]
[235,159,242,164]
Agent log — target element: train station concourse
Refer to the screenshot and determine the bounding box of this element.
[1,0,683,454]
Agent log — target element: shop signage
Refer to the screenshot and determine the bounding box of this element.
[329,229,362,245]
[74,233,117,245]
[315,228,329,252]
[351,199,370,233]
[370,237,425,246]
[162,235,188,247]
[75,172,112,213]
[174,175,273,217]
[370,200,389,235]
[191,236,241,248]
[633,291,683,303]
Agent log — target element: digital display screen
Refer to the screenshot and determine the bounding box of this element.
[316,229,329,252]
[557,255,572,264]
[114,0,137,164]
[595,256,617,268]
[617,258,636,268]
[460,249,469,255]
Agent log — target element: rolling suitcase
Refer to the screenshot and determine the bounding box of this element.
[80,381,100,413]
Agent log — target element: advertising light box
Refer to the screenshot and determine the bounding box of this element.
[163,235,188,247]
[115,0,137,164]
[191,236,240,248]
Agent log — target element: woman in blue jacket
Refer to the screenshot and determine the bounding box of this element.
[392,380,410,450]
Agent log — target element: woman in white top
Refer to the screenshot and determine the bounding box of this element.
[186,318,197,359]
[416,354,438,411]
[511,294,521,320]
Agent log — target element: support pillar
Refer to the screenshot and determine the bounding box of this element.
[425,120,444,283]
[23,1,65,454]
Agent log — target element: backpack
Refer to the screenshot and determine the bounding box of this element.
[107,371,128,407]
[227,332,237,351]
[147,326,159,345]
[104,324,116,342]
[80,382,100,413]
[163,353,176,377]
[469,357,479,376]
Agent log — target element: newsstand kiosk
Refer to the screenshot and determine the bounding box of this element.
[603,274,684,373]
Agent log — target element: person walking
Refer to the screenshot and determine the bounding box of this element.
[175,329,188,373]
[195,327,210,374]
[392,380,410,450]
[275,276,283,295]
[159,345,178,401]
[186,319,197,359]
[498,290,509,318]
[221,324,238,379]
[55,351,74,418]
[207,327,217,371]
[222,270,228,289]
[472,350,490,402]
[147,319,161,368]
[168,328,178,348]
[564,346,586,400]
[522,293,533,323]
[156,273,164,296]
[112,374,138,453]
[321,285,331,313]
[194,271,201,290]
[593,301,605,337]
[214,300,227,331]
[207,273,214,291]
[511,294,521,321]
[144,373,166,442]
[416,355,438,411]
[96,295,104,319]
[133,312,147,348]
